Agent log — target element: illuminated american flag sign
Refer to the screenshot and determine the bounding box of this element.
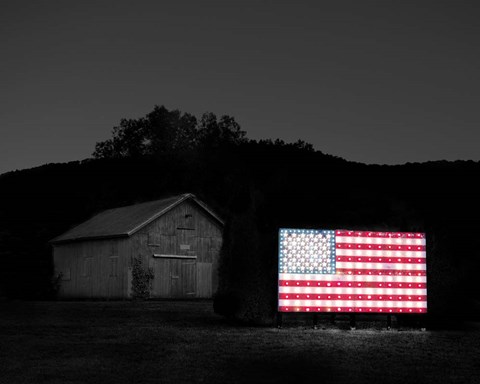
[278,229,427,314]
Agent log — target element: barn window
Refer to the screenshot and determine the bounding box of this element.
[82,257,92,277]
[147,233,158,245]
[109,256,118,277]
[177,213,195,230]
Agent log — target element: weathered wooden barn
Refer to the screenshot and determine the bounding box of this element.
[50,193,223,299]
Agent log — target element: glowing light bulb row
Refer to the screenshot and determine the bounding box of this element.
[279,306,426,313]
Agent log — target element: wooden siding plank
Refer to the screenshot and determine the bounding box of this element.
[151,258,170,298]
[170,260,182,298]
[153,254,197,259]
[182,260,196,296]
[196,262,212,298]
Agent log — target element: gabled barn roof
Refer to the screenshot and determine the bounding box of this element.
[50,193,223,244]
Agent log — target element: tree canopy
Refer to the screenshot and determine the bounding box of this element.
[93,105,248,158]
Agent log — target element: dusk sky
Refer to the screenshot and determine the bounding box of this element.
[2,1,480,175]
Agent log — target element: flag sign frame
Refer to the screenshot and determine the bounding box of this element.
[278,228,427,314]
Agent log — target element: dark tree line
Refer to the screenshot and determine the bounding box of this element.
[93,105,247,158]
[0,105,479,327]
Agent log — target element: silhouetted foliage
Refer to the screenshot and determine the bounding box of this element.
[0,105,479,327]
[93,105,247,159]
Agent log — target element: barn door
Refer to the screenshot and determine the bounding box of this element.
[169,260,182,298]
[152,258,196,298]
[182,260,196,297]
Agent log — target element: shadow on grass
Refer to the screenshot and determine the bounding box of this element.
[225,353,333,383]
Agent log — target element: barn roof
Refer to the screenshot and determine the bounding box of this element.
[50,193,223,244]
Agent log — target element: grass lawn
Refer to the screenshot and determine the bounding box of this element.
[0,300,478,384]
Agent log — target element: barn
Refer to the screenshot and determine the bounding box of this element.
[50,193,223,299]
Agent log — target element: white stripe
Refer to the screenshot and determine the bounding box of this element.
[336,262,426,271]
[279,286,427,296]
[279,273,427,283]
[336,249,426,258]
[337,236,426,246]
[279,299,427,308]
[279,273,352,282]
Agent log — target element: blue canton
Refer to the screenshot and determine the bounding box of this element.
[279,229,336,275]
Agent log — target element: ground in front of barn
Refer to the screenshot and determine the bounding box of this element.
[0,300,478,384]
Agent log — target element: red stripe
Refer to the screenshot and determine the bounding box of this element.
[279,293,427,301]
[336,269,426,276]
[335,230,425,239]
[279,280,426,289]
[336,256,425,264]
[337,243,425,251]
[279,306,426,313]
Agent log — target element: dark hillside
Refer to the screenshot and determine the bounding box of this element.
[1,142,479,325]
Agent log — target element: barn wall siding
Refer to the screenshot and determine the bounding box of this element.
[196,262,212,298]
[54,238,128,299]
[133,200,222,298]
